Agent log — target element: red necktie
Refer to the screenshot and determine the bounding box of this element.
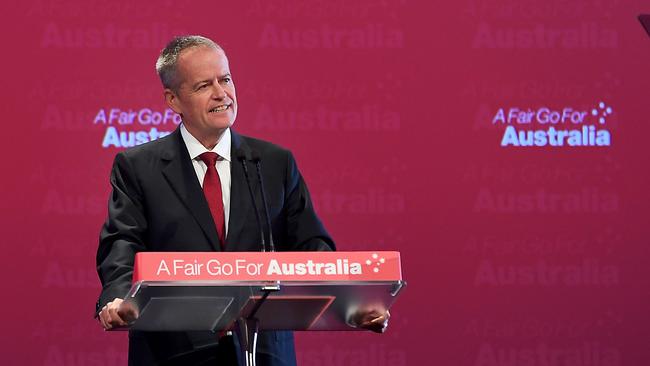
[199,152,225,248]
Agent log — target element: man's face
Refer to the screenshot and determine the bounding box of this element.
[165,46,237,144]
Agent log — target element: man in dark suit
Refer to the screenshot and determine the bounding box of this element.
[95,35,335,365]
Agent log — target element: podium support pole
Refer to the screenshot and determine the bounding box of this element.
[235,317,259,366]
[234,283,280,366]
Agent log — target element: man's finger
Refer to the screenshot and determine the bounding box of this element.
[99,311,108,330]
[101,310,112,330]
[106,310,117,327]
[362,315,389,333]
[370,315,386,323]
[107,304,125,327]
[106,299,125,325]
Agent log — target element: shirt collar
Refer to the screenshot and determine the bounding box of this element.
[180,123,231,162]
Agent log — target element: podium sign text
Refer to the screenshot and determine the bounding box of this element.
[133,251,402,283]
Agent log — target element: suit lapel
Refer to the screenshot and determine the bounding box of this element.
[226,131,255,248]
[161,129,221,251]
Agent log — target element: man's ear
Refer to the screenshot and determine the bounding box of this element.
[164,88,182,115]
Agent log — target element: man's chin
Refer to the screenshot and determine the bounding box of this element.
[206,116,235,130]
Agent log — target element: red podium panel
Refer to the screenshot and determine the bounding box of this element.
[133,251,402,282]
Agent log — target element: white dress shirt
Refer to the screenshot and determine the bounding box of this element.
[180,124,231,236]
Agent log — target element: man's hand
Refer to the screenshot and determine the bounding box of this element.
[98,298,138,330]
[350,309,391,333]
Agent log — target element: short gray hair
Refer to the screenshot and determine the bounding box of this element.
[155,35,222,91]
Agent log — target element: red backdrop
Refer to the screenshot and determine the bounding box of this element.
[2,1,650,365]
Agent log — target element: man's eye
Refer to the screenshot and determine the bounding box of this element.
[197,84,207,90]
[222,77,231,83]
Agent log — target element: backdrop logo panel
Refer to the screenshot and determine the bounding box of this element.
[41,22,187,49]
[258,23,404,49]
[474,259,620,287]
[473,342,621,366]
[472,22,619,49]
[92,107,180,148]
[491,102,613,147]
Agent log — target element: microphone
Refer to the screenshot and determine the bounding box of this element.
[236,149,266,252]
[251,151,276,252]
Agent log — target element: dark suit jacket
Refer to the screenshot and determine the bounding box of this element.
[96,128,334,365]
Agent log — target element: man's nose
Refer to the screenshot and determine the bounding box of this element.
[211,83,227,99]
